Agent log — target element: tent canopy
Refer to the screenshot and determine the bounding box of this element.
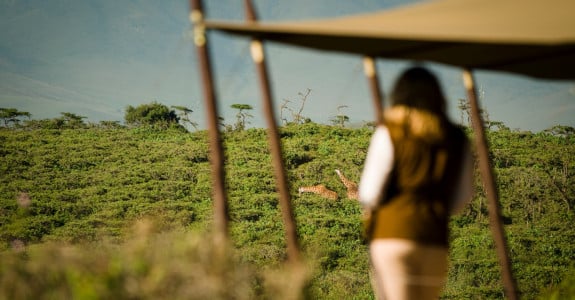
[204,0,575,80]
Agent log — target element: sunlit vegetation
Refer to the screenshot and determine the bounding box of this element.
[0,114,574,299]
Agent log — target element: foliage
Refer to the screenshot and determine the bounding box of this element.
[457,98,490,128]
[0,108,31,127]
[543,125,575,138]
[171,105,199,131]
[230,104,254,131]
[0,122,574,299]
[329,105,350,128]
[281,89,312,125]
[124,102,181,130]
[96,120,124,129]
[0,221,264,300]
[19,112,87,130]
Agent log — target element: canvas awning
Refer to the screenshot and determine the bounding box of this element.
[204,0,575,80]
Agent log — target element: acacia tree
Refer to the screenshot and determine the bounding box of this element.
[171,105,198,131]
[217,116,233,132]
[125,102,180,128]
[330,105,350,127]
[60,112,87,128]
[0,108,31,127]
[18,112,87,130]
[230,104,253,131]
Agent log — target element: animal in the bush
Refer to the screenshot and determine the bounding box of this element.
[297,169,359,200]
[335,169,358,200]
[298,184,338,200]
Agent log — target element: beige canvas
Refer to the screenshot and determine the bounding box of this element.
[203,0,575,80]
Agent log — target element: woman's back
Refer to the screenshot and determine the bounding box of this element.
[359,66,474,300]
[370,105,468,246]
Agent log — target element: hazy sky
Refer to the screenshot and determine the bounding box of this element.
[1,0,574,131]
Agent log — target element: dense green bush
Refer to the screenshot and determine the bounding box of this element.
[124,102,185,131]
[0,123,574,299]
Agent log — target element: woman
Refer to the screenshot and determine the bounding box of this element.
[359,66,474,300]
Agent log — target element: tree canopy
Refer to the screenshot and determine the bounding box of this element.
[125,102,180,128]
[0,108,31,127]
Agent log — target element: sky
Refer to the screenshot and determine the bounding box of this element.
[1,0,574,132]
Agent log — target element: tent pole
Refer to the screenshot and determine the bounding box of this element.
[463,69,518,300]
[363,57,384,125]
[244,0,301,264]
[189,0,229,244]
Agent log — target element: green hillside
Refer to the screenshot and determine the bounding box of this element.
[1,123,574,299]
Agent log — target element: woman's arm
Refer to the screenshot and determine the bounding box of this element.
[359,126,394,210]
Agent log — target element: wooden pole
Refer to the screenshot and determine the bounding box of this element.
[363,56,384,125]
[244,0,301,264]
[189,0,229,244]
[463,69,518,300]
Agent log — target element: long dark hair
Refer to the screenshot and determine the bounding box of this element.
[389,66,447,117]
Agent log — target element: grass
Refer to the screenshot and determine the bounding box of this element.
[0,124,574,299]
